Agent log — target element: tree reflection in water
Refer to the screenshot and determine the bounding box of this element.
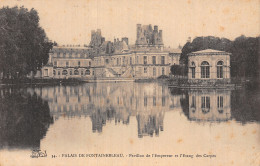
[0,88,53,149]
[231,88,260,124]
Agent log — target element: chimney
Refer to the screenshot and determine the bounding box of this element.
[154,25,158,32]
[159,30,162,38]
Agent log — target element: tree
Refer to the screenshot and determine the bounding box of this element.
[0,6,53,79]
[170,64,185,76]
[180,36,232,66]
[229,35,259,79]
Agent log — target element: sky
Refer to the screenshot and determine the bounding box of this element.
[1,0,259,48]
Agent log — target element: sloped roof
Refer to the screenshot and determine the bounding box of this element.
[189,49,231,55]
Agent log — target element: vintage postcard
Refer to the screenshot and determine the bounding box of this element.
[0,0,259,165]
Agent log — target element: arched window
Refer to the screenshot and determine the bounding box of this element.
[191,62,196,78]
[85,69,90,75]
[62,70,68,75]
[201,61,210,78]
[217,61,224,78]
[74,69,79,75]
[53,70,56,76]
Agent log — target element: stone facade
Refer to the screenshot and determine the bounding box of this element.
[41,46,179,80]
[42,46,94,79]
[41,25,181,80]
[187,49,231,83]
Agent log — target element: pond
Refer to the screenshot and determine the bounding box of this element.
[0,82,259,166]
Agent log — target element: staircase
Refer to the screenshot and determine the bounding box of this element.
[121,66,134,78]
[106,68,120,77]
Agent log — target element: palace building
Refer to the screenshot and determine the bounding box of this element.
[41,24,181,80]
[187,49,231,83]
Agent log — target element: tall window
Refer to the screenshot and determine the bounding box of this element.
[69,70,72,75]
[123,56,125,65]
[191,68,195,78]
[201,61,210,78]
[144,67,147,73]
[152,56,156,64]
[153,67,156,76]
[66,61,69,67]
[136,56,139,64]
[143,56,147,65]
[117,58,119,66]
[153,96,156,106]
[217,61,224,78]
[78,61,80,67]
[201,96,210,113]
[144,96,147,107]
[89,61,91,67]
[161,56,165,65]
[53,70,56,76]
[130,57,132,65]
[162,67,165,75]
[191,96,196,108]
[217,96,224,113]
[191,62,195,78]
[162,96,165,107]
[54,61,57,67]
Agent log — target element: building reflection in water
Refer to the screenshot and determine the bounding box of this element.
[0,88,53,149]
[187,89,231,122]
[27,83,180,137]
[178,89,231,122]
[178,87,260,123]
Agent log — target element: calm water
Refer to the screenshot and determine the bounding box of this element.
[0,82,259,166]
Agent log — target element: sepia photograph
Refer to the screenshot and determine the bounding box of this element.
[0,0,259,165]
